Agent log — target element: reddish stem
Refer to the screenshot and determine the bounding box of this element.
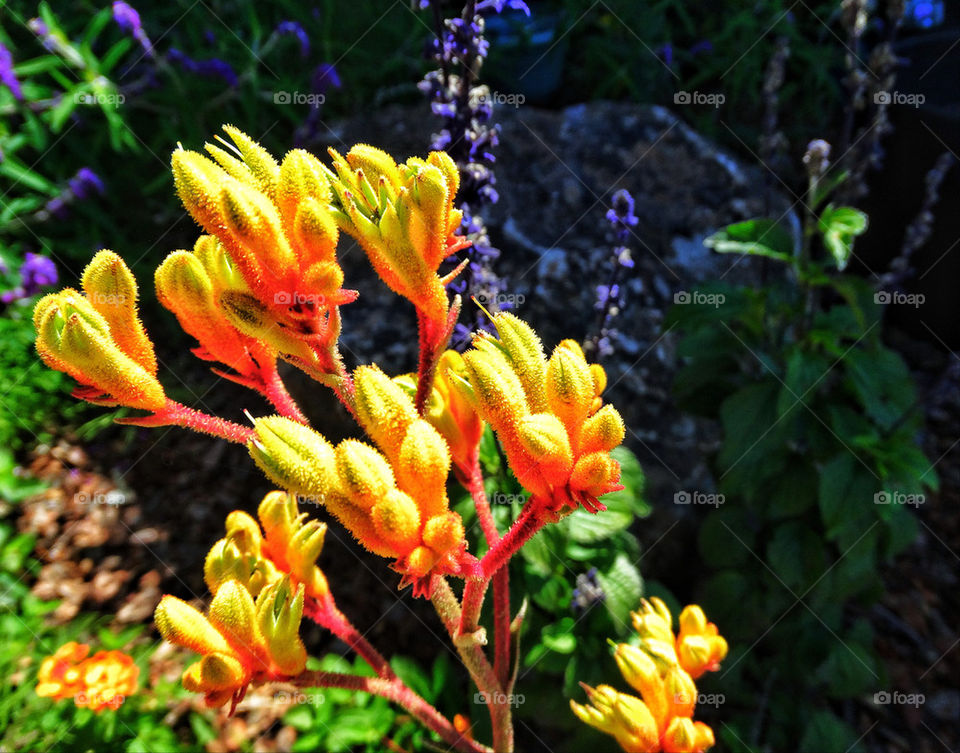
[462,454,512,689]
[261,362,308,423]
[479,504,544,580]
[292,671,489,753]
[116,400,255,444]
[414,298,461,415]
[304,592,394,679]
[492,568,511,690]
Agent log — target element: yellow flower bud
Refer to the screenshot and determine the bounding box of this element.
[334,440,396,511]
[221,124,280,198]
[248,416,336,499]
[579,404,626,455]
[396,418,451,520]
[460,348,529,430]
[422,512,465,558]
[371,489,421,552]
[490,313,548,412]
[517,413,573,466]
[613,643,669,732]
[207,580,267,663]
[571,684,659,753]
[35,293,166,411]
[353,365,418,459]
[182,653,248,693]
[545,341,595,436]
[155,596,232,656]
[81,250,157,375]
[155,250,256,375]
[662,716,698,753]
[569,451,621,498]
[256,578,307,676]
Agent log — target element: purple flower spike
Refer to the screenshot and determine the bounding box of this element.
[276,21,310,59]
[0,43,24,101]
[20,252,58,294]
[112,2,154,55]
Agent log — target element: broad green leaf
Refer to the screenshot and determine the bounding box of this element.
[705,218,795,260]
[818,205,867,271]
[596,553,643,631]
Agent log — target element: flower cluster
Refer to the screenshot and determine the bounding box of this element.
[34,250,165,411]
[323,143,469,329]
[454,313,625,513]
[248,365,479,596]
[169,126,354,379]
[205,491,329,601]
[41,167,106,221]
[36,642,139,712]
[155,577,307,709]
[571,599,726,753]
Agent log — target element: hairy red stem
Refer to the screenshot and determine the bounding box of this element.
[117,400,255,444]
[304,593,394,679]
[480,504,544,580]
[463,455,512,689]
[261,362,308,423]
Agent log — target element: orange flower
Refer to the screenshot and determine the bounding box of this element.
[36,642,139,712]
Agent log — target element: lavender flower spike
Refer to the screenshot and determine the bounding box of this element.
[0,42,24,101]
[276,21,310,59]
[112,2,154,55]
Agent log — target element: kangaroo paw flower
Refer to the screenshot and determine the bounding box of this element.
[572,600,725,752]
[34,251,165,411]
[246,371,479,596]
[171,126,355,379]
[155,576,307,709]
[453,313,625,513]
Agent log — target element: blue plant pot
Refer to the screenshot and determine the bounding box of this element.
[484,11,567,104]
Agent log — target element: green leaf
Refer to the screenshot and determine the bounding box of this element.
[818,205,868,271]
[283,704,315,732]
[798,711,862,753]
[323,706,394,752]
[541,618,577,654]
[698,507,756,568]
[704,218,795,260]
[596,553,643,631]
[390,656,433,702]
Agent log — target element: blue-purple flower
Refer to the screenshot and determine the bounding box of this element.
[275,21,310,59]
[112,2,154,55]
[0,42,23,101]
[1,252,58,304]
[167,49,238,87]
[43,167,105,220]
